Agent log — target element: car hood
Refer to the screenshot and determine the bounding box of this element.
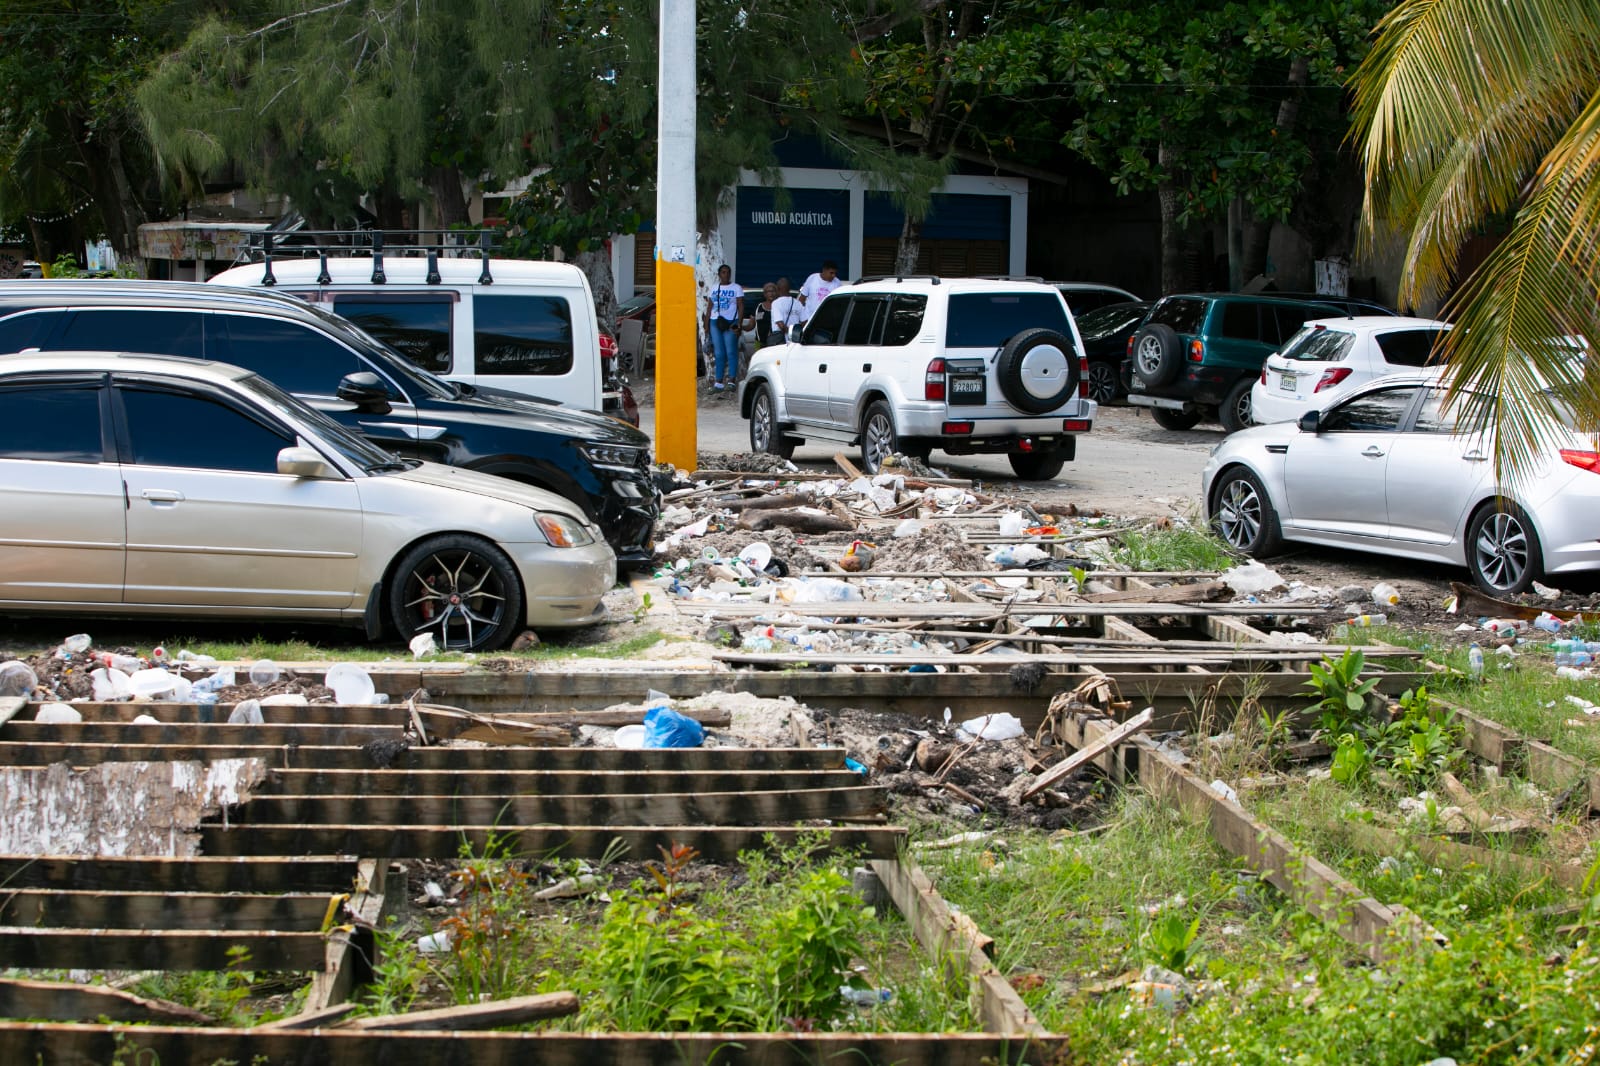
[383,460,592,517]
[445,384,650,446]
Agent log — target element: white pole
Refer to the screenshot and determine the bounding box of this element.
[654,0,697,469]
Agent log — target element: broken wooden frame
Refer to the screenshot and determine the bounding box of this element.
[0,702,1057,1062]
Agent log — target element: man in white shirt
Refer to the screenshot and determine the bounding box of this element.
[798,260,844,323]
[768,276,803,343]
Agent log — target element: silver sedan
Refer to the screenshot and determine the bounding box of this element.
[0,351,615,649]
[1203,370,1600,594]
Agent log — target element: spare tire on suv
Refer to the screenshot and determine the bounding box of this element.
[1130,322,1184,386]
[996,327,1079,413]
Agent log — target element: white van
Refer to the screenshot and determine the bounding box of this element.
[210,255,612,416]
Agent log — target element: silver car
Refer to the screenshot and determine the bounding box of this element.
[0,352,615,649]
[1203,369,1600,594]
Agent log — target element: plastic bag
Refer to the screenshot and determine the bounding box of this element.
[643,691,704,748]
[957,712,1025,741]
[0,660,37,698]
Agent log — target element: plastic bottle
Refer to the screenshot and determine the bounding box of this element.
[1371,582,1400,607]
[95,651,144,673]
[56,634,92,658]
[1468,644,1485,677]
[1532,612,1563,633]
[1346,614,1388,627]
[840,986,892,1007]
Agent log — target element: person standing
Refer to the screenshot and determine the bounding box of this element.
[752,282,777,348]
[769,276,802,343]
[798,260,844,323]
[704,264,743,390]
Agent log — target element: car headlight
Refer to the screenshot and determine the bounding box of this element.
[579,443,644,469]
[535,512,596,548]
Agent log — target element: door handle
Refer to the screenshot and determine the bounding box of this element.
[862,363,872,372]
[141,489,185,503]
[818,364,827,373]
[1362,447,1386,458]
[1463,450,1488,462]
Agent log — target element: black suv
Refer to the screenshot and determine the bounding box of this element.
[1122,292,1347,432]
[0,281,659,566]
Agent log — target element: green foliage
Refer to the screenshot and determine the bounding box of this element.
[1302,648,1380,736]
[1105,523,1239,572]
[1329,731,1370,784]
[131,945,260,1027]
[1142,910,1202,973]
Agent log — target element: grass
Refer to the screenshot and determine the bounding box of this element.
[1102,523,1241,573]
[83,629,681,667]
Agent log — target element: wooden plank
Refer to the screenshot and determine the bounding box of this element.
[717,651,1235,668]
[1524,740,1600,813]
[681,601,1331,619]
[0,855,359,893]
[1,721,403,747]
[260,1004,356,1030]
[1345,822,1590,891]
[0,1024,1063,1064]
[0,744,842,772]
[1451,704,1529,771]
[0,697,24,729]
[306,859,387,1013]
[267,768,865,797]
[228,787,887,827]
[1446,702,1597,812]
[339,991,579,1031]
[199,824,906,861]
[1079,581,1227,604]
[1022,708,1152,799]
[0,929,327,972]
[0,979,212,1024]
[7,701,407,726]
[871,857,1045,1036]
[833,452,866,480]
[0,889,332,931]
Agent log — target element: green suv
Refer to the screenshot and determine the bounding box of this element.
[1122,293,1346,432]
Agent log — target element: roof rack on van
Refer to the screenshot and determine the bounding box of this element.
[242,229,499,288]
[972,274,1045,282]
[852,275,942,285]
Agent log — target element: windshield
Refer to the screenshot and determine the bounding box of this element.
[1279,325,1356,363]
[236,372,404,471]
[1075,303,1149,341]
[293,299,460,400]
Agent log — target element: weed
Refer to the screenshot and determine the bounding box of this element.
[1142,910,1202,973]
[1104,523,1238,572]
[1329,732,1370,784]
[1302,648,1379,737]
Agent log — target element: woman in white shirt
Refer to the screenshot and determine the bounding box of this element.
[704,264,744,390]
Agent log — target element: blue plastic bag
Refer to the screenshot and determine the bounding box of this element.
[643,696,704,748]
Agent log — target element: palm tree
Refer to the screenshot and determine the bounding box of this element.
[1350,0,1600,478]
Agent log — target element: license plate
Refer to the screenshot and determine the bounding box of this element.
[1279,371,1297,391]
[949,376,985,405]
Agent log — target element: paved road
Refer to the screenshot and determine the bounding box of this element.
[636,391,1216,519]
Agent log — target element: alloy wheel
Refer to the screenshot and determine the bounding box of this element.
[1473,511,1530,591]
[398,548,511,650]
[1216,477,1262,550]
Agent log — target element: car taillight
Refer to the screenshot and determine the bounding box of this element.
[1260,368,1268,384]
[925,358,947,401]
[1188,339,1204,362]
[1127,336,1136,357]
[1062,419,1090,432]
[1313,367,1352,393]
[1079,353,1089,399]
[1561,449,1600,472]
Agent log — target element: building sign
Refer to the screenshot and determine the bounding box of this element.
[747,210,837,227]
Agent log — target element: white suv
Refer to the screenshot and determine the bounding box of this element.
[739,276,1095,479]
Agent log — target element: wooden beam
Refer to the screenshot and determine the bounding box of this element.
[0,979,213,1025]
[1,721,402,747]
[0,855,360,893]
[0,744,841,773]
[1079,582,1227,604]
[1446,702,1598,812]
[338,991,579,1031]
[680,601,1331,619]
[1022,708,1152,800]
[0,697,24,729]
[0,929,327,972]
[228,787,886,828]
[0,889,332,931]
[0,1024,1064,1064]
[305,859,387,1013]
[267,768,864,797]
[870,857,1045,1036]
[198,824,906,861]
[1345,823,1590,891]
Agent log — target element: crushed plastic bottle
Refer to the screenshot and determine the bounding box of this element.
[94,651,144,673]
[1532,612,1564,633]
[1468,644,1485,677]
[839,986,892,1007]
[1346,614,1388,627]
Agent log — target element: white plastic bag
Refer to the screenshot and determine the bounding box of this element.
[957,712,1025,741]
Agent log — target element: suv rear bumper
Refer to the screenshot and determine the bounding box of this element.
[898,401,1096,443]
[1124,365,1239,409]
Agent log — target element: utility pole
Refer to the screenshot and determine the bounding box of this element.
[654,0,697,469]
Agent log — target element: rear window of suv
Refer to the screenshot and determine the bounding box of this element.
[1279,325,1357,362]
[946,292,1069,348]
[1147,297,1206,335]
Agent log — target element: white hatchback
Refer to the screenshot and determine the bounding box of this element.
[1251,316,1449,425]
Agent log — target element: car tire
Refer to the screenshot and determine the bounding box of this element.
[1219,378,1255,433]
[1467,499,1543,595]
[1009,452,1065,480]
[748,383,796,459]
[1086,360,1120,405]
[860,400,902,474]
[387,534,525,652]
[1210,467,1282,557]
[1152,407,1202,431]
[996,328,1079,413]
[1130,323,1183,387]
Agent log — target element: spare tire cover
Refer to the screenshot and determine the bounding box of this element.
[996,327,1079,414]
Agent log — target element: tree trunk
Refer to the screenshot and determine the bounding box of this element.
[574,247,617,333]
[894,214,922,275]
[1241,55,1311,282]
[426,165,471,229]
[1157,142,1185,296]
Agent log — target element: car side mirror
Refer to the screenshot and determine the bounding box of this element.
[1298,410,1321,433]
[337,371,391,412]
[789,329,804,346]
[277,446,338,479]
